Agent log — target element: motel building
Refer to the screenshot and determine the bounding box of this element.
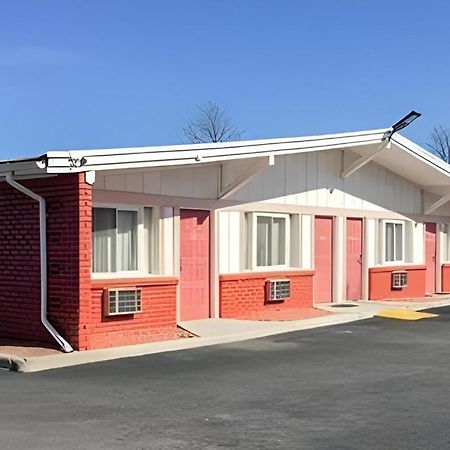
[2,123,450,352]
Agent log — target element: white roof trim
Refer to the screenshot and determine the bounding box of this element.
[1,128,450,193]
[391,134,450,178]
[42,129,387,173]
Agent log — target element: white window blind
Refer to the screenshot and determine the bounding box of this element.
[117,210,138,271]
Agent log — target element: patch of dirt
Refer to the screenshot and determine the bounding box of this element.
[177,327,197,339]
[0,337,61,358]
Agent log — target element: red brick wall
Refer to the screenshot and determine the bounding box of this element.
[0,174,179,351]
[85,278,178,350]
[0,174,91,348]
[368,265,426,300]
[219,270,314,319]
[441,264,450,293]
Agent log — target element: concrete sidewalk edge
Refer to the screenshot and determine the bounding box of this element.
[16,312,369,373]
[0,352,26,372]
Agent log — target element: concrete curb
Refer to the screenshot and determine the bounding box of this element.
[12,312,370,373]
[5,299,450,374]
[0,352,26,372]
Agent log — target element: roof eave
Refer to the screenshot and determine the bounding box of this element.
[45,129,387,174]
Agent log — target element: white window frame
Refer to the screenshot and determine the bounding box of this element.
[383,219,405,264]
[441,223,450,263]
[92,203,159,279]
[249,212,290,270]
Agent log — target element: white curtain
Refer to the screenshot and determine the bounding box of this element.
[93,208,116,272]
[256,216,270,266]
[395,223,403,261]
[117,210,138,271]
[272,218,286,265]
[385,223,394,262]
[256,216,286,266]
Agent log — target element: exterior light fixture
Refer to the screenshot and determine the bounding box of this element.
[382,110,422,141]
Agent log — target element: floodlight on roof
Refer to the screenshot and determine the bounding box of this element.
[382,110,421,141]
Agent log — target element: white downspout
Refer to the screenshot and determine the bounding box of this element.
[5,173,73,353]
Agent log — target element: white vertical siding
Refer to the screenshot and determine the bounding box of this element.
[301,214,313,269]
[412,222,425,265]
[218,211,241,274]
[95,165,219,199]
[365,218,377,267]
[94,148,424,215]
[439,224,450,263]
[333,216,345,302]
[160,207,174,275]
[224,149,423,214]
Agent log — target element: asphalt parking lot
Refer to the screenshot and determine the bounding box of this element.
[1,307,450,449]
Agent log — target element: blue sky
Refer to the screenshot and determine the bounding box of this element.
[0,0,449,158]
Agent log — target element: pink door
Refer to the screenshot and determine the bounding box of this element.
[425,222,436,294]
[346,218,363,300]
[314,216,333,303]
[180,209,210,321]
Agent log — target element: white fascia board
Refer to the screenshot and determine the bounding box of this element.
[0,160,46,178]
[392,134,450,179]
[45,128,388,158]
[44,131,386,173]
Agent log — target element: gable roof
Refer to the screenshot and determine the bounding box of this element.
[1,128,450,197]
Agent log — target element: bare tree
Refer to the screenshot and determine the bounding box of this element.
[427,125,450,163]
[183,101,244,144]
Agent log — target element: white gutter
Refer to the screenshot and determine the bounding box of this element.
[5,173,73,353]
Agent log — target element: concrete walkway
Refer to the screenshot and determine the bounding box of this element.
[315,296,450,315]
[1,312,364,373]
[178,313,357,339]
[2,296,450,373]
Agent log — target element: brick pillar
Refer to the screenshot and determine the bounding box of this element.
[0,174,92,349]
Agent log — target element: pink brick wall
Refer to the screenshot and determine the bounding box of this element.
[219,270,314,318]
[85,278,178,350]
[368,265,426,300]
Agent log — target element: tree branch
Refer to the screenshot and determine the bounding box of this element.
[182,101,244,144]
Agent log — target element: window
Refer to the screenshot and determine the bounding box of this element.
[246,213,290,269]
[385,221,404,262]
[92,206,155,274]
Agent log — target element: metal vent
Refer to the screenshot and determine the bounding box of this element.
[105,288,142,316]
[392,271,407,289]
[266,279,290,302]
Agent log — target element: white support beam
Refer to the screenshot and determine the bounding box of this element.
[218,155,274,199]
[341,141,389,178]
[425,192,450,215]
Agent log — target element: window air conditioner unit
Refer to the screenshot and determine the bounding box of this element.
[104,288,142,316]
[392,271,407,289]
[265,279,290,302]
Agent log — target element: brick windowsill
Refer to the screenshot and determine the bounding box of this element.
[91,276,179,289]
[219,270,315,282]
[369,265,426,274]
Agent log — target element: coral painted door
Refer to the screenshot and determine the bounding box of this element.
[314,217,333,303]
[346,218,363,300]
[425,222,436,294]
[180,209,210,321]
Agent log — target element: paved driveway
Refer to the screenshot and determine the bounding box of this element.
[1,307,450,449]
